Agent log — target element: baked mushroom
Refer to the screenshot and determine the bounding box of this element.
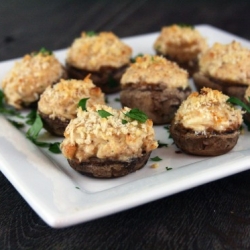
[66,31,132,93]
[38,76,105,136]
[120,54,191,125]
[1,48,67,109]
[193,41,250,100]
[153,24,207,76]
[170,87,243,156]
[60,104,158,178]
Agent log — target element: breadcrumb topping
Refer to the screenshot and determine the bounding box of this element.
[2,52,65,109]
[173,87,243,133]
[60,104,158,161]
[199,41,250,85]
[121,54,189,89]
[245,86,250,102]
[38,77,105,121]
[153,24,208,62]
[66,31,132,71]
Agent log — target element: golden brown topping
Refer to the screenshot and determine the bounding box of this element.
[2,52,64,109]
[121,54,189,89]
[38,76,105,121]
[199,41,250,85]
[153,24,208,62]
[173,87,243,133]
[66,31,132,71]
[60,104,158,162]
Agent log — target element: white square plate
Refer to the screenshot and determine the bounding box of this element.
[1,24,250,228]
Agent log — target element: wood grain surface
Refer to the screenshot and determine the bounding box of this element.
[1,0,250,249]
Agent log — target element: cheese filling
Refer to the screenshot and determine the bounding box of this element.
[173,87,243,133]
[2,52,65,109]
[199,41,250,85]
[38,77,105,121]
[121,54,189,89]
[153,24,208,62]
[61,105,158,162]
[66,31,132,71]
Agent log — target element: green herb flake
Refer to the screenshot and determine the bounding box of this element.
[122,119,128,124]
[166,167,172,171]
[227,97,250,113]
[26,113,43,141]
[158,141,168,148]
[8,119,24,129]
[49,142,61,154]
[25,109,37,125]
[86,31,97,37]
[114,98,120,102]
[176,23,194,29]
[124,108,148,123]
[75,187,80,189]
[150,156,162,162]
[130,53,144,63]
[98,109,113,118]
[34,47,52,56]
[78,98,89,111]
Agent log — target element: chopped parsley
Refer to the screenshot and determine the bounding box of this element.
[157,141,168,148]
[124,108,148,123]
[34,47,52,56]
[166,167,172,171]
[26,113,61,154]
[150,156,162,162]
[86,31,97,37]
[130,53,144,63]
[78,98,89,111]
[98,109,113,118]
[176,23,194,29]
[227,96,250,113]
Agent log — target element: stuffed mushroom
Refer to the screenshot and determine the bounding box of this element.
[38,76,105,136]
[170,87,243,156]
[1,48,67,109]
[153,24,207,76]
[60,104,158,178]
[120,54,191,125]
[193,41,250,100]
[66,31,132,93]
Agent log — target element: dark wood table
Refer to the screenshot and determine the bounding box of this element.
[1,1,250,249]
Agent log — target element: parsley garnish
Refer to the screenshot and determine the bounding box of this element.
[25,109,37,125]
[34,47,52,56]
[114,98,120,102]
[150,156,162,161]
[158,141,168,148]
[26,113,61,154]
[130,53,144,63]
[78,98,89,111]
[26,113,43,141]
[166,167,172,171]
[227,96,250,113]
[49,142,61,154]
[124,108,148,123]
[8,119,24,129]
[98,109,113,118]
[122,119,128,124]
[177,23,194,29]
[86,31,97,37]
